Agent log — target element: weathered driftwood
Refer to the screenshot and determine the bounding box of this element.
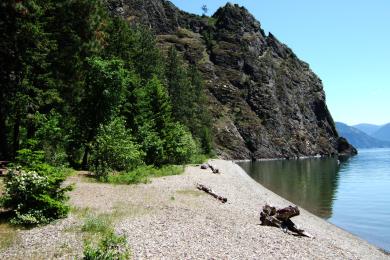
[207,163,219,174]
[196,184,227,203]
[260,204,313,238]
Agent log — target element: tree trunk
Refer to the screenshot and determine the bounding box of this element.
[0,108,8,160]
[26,117,35,139]
[12,115,21,159]
[81,146,90,170]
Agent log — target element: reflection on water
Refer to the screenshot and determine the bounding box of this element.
[238,158,340,219]
[238,149,390,252]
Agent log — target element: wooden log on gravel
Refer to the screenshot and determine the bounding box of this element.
[207,163,219,174]
[196,184,227,203]
[260,204,313,238]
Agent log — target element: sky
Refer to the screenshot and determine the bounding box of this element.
[170,0,390,126]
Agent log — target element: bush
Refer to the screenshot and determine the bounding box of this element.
[137,124,165,166]
[92,118,144,180]
[164,123,198,164]
[15,139,46,170]
[1,168,72,226]
[34,111,69,166]
[83,232,130,260]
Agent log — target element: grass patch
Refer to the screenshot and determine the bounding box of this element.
[104,165,184,185]
[83,231,130,259]
[81,213,114,235]
[80,211,131,259]
[177,189,204,197]
[0,223,18,251]
[190,154,210,164]
[111,204,151,219]
[71,207,91,218]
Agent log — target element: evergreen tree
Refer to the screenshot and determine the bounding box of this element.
[77,57,130,169]
[0,0,16,159]
[165,47,212,154]
[135,76,172,165]
[131,27,164,81]
[0,0,59,158]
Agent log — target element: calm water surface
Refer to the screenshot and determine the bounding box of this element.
[238,148,390,252]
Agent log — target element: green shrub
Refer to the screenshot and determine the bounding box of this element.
[1,168,72,226]
[92,117,144,180]
[83,232,130,260]
[164,123,198,164]
[138,124,165,166]
[34,111,69,166]
[15,141,45,170]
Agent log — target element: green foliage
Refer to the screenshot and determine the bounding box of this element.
[14,143,72,178]
[164,123,198,164]
[83,231,130,260]
[1,0,211,179]
[1,168,72,226]
[81,211,130,259]
[165,47,212,154]
[34,111,68,166]
[135,76,173,165]
[78,57,129,142]
[92,117,144,179]
[16,147,45,169]
[189,154,210,165]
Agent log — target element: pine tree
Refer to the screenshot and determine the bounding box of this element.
[0,0,16,159]
[135,76,173,165]
[77,57,130,169]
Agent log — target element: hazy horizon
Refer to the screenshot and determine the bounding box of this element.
[170,0,390,126]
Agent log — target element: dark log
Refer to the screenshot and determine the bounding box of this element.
[260,204,313,238]
[207,163,219,174]
[196,184,227,203]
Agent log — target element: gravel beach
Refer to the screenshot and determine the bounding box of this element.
[0,159,388,259]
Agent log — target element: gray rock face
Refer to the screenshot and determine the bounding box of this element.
[110,0,355,159]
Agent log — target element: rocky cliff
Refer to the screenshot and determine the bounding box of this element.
[108,0,353,159]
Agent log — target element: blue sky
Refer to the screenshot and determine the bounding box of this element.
[170,1,390,125]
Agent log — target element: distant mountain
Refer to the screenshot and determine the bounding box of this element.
[372,123,390,142]
[353,123,381,135]
[336,122,390,148]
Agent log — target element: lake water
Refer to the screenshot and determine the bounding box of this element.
[238,148,390,252]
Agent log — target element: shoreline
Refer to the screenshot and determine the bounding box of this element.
[0,159,388,259]
[230,159,388,253]
[233,154,339,163]
[208,159,388,258]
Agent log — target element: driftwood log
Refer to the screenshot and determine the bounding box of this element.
[260,204,313,238]
[207,163,219,174]
[196,184,227,203]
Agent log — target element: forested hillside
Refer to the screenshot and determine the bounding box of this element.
[109,0,355,159]
[0,0,211,169]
